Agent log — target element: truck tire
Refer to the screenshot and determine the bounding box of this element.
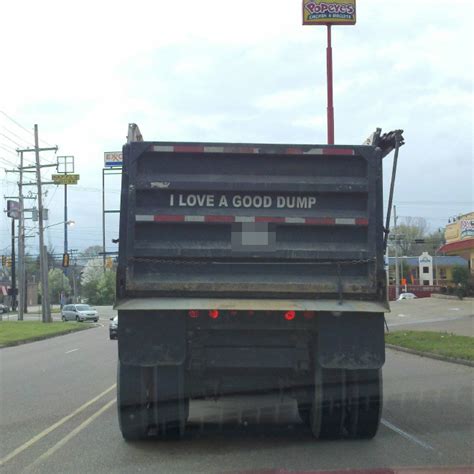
[117,362,151,441]
[148,365,188,439]
[310,365,345,439]
[296,381,313,426]
[345,369,382,439]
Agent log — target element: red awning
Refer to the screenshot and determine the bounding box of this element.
[439,238,474,254]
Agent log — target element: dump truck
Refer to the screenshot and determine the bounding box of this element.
[115,124,404,440]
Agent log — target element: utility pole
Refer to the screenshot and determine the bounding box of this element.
[394,205,400,300]
[17,130,58,322]
[18,151,25,320]
[34,125,51,323]
[10,218,17,311]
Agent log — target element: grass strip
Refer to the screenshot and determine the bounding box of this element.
[0,321,94,347]
[386,330,474,362]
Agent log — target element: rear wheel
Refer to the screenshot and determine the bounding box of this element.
[310,365,346,440]
[345,369,382,439]
[117,362,188,440]
[148,365,188,439]
[117,362,151,440]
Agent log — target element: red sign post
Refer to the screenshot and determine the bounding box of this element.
[302,1,356,145]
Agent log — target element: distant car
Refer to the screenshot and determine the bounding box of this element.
[397,292,417,301]
[109,315,118,340]
[0,304,8,314]
[61,304,99,322]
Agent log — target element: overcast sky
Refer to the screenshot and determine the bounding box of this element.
[1,0,472,257]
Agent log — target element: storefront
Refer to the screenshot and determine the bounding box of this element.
[439,212,474,274]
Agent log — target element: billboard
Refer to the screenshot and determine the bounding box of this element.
[104,151,123,167]
[52,174,80,185]
[303,0,356,25]
[7,200,20,219]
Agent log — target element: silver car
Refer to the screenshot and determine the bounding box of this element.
[61,304,99,322]
[109,315,118,340]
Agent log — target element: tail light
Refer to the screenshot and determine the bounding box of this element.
[284,310,296,321]
[208,309,219,319]
[188,310,200,319]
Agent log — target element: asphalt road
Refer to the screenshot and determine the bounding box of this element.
[386,298,473,336]
[0,304,473,473]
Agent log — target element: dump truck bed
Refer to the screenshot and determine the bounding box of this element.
[117,141,386,305]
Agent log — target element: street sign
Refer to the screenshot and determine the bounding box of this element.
[57,156,75,174]
[302,0,356,25]
[104,151,123,168]
[7,200,20,219]
[52,174,80,185]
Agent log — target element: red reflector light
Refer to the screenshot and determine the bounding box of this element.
[284,310,296,321]
[209,309,219,319]
[248,310,255,316]
[188,310,200,319]
[229,310,238,316]
[303,311,315,320]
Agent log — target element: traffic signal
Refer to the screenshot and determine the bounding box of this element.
[62,253,70,268]
[6,257,12,268]
[105,257,113,269]
[1,255,6,266]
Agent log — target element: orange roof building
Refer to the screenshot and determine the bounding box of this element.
[439,211,474,274]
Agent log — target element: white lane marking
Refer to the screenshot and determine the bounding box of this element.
[397,314,408,318]
[381,418,434,451]
[65,349,78,354]
[449,308,460,311]
[24,398,116,472]
[0,384,116,467]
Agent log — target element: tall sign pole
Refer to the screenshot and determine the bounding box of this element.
[326,24,334,144]
[302,0,356,144]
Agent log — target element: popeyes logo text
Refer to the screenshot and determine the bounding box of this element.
[303,0,356,25]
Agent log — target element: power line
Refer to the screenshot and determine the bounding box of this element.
[0,110,55,148]
[1,126,35,148]
[0,133,25,148]
[0,144,18,155]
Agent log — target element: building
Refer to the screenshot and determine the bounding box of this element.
[439,211,474,274]
[388,254,468,286]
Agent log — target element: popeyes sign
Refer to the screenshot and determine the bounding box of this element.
[303,0,356,25]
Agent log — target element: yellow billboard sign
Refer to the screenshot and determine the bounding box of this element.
[52,174,80,185]
[303,0,356,25]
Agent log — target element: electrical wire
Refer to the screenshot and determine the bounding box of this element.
[1,126,35,148]
[0,110,56,148]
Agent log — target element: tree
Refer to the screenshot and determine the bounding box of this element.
[39,268,71,304]
[80,258,116,304]
[452,266,470,287]
[81,245,103,258]
[81,257,103,303]
[95,270,116,305]
[395,217,428,256]
[451,266,470,298]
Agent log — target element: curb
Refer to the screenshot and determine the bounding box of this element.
[431,294,474,301]
[0,324,97,349]
[386,343,474,367]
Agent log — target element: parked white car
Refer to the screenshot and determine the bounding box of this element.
[61,304,99,322]
[397,292,417,301]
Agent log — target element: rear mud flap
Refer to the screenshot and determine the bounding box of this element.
[317,313,385,370]
[118,311,186,366]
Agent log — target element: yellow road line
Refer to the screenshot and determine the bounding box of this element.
[24,398,117,472]
[0,383,116,467]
